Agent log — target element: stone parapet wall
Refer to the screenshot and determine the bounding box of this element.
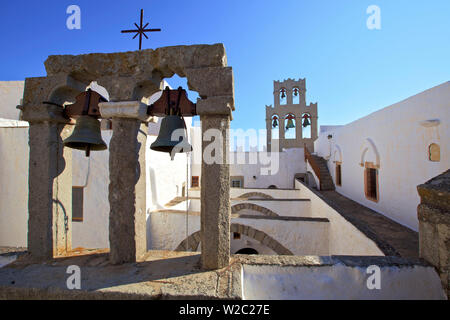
[417,169,450,299]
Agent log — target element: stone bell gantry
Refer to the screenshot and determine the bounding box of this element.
[265,78,318,152]
[20,44,234,270]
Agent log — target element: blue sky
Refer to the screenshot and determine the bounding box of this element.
[0,0,448,131]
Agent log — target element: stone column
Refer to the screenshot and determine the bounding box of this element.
[286,88,293,105]
[295,116,302,141]
[279,115,285,150]
[22,104,73,260]
[266,117,272,152]
[197,97,232,270]
[200,115,230,269]
[99,101,149,264]
[417,169,450,299]
[186,65,234,270]
[311,116,318,139]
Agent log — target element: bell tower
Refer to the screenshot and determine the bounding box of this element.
[265,78,318,152]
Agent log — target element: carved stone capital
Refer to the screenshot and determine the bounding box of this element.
[99,101,150,122]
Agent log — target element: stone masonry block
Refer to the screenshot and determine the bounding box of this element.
[254,231,266,243]
[186,67,234,99]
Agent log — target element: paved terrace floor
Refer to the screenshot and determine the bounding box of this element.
[313,189,419,258]
[0,249,431,299]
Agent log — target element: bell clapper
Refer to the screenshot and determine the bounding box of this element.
[85,145,91,157]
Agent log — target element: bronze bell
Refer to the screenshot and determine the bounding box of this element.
[150,115,192,160]
[64,115,107,157]
[149,87,193,160]
[63,89,108,157]
[286,118,295,130]
[302,117,310,127]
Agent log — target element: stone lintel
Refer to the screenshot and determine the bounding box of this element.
[44,44,227,81]
[99,101,150,122]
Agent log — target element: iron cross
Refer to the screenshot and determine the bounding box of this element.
[121,9,161,50]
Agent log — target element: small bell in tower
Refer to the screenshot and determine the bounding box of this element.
[280,88,286,99]
[293,88,299,96]
[302,114,311,127]
[272,116,278,128]
[285,114,295,130]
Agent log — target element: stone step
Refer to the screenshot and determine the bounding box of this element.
[308,155,335,191]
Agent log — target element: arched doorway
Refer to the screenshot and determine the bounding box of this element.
[235,248,258,254]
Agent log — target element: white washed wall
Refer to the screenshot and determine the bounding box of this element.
[148,211,330,255]
[0,123,29,247]
[242,264,446,300]
[171,198,311,217]
[295,180,384,255]
[315,81,450,231]
[188,187,302,199]
[190,126,306,190]
[233,217,329,255]
[0,81,24,120]
[71,132,111,249]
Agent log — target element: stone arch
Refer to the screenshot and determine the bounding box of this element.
[47,85,85,107]
[279,87,287,105]
[360,138,380,167]
[301,112,311,138]
[237,192,274,200]
[235,248,258,254]
[231,203,279,217]
[271,114,280,140]
[175,223,293,255]
[284,113,296,139]
[333,144,343,163]
[292,86,300,104]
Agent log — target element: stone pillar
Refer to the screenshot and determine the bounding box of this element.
[279,115,285,147]
[295,116,302,141]
[196,96,233,270]
[273,89,280,107]
[286,88,293,105]
[23,105,73,260]
[266,117,272,152]
[417,169,450,299]
[186,65,234,270]
[99,101,148,264]
[310,115,318,138]
[200,114,230,269]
